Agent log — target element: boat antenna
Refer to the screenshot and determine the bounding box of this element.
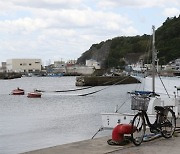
[152,25,156,94]
[152,25,170,98]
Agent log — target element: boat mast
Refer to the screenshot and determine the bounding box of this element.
[152,25,156,94]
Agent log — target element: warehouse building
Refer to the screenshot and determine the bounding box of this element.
[6,59,42,73]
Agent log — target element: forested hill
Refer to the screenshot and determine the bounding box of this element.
[77,15,180,68]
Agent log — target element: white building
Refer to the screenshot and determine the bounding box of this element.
[67,60,77,65]
[6,59,42,73]
[66,65,95,75]
[54,61,65,68]
[86,59,101,69]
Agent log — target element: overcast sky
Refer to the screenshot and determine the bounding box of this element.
[0,0,180,65]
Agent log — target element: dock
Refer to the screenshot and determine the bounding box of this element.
[23,120,180,154]
[76,76,140,86]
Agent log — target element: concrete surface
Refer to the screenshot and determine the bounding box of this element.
[23,136,124,154]
[23,134,180,154]
[109,135,180,154]
[23,120,180,154]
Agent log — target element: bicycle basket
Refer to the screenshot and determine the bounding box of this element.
[131,95,150,111]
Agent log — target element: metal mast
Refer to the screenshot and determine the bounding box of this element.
[152,25,156,94]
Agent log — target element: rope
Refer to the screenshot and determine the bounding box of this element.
[55,77,122,92]
[113,75,143,112]
[141,68,170,98]
[54,86,93,92]
[115,95,131,113]
[35,76,129,93]
[113,76,142,112]
[91,126,103,139]
[55,77,127,93]
[78,76,131,96]
[156,70,170,98]
[107,137,132,146]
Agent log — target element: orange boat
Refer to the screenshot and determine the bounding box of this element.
[27,91,42,98]
[12,88,25,95]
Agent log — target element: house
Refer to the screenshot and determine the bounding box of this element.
[0,62,6,72]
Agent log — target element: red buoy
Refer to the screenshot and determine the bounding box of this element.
[12,88,25,95]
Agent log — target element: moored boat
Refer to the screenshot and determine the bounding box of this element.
[12,88,25,95]
[27,91,42,98]
[100,26,180,132]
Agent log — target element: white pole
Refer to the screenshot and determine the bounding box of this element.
[152,25,155,94]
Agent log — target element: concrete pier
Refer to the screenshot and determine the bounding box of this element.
[76,76,140,86]
[23,136,123,154]
[22,135,180,154]
[23,120,180,154]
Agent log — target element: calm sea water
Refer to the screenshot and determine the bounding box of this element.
[0,77,139,154]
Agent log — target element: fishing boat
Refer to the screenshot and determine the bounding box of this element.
[100,26,180,131]
[27,91,42,98]
[12,88,25,95]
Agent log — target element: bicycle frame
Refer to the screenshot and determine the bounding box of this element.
[141,111,162,132]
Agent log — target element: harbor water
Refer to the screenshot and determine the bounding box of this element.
[0,77,139,154]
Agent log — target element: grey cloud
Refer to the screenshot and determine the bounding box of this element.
[10,0,83,10]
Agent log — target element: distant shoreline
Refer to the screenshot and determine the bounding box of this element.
[0,72,22,79]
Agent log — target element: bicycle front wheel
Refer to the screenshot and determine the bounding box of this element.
[160,108,176,138]
[131,113,145,146]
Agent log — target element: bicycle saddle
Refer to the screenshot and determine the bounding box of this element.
[154,106,165,111]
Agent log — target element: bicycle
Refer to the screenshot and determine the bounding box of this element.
[130,94,176,146]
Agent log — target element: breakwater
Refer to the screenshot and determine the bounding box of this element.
[0,72,22,79]
[76,76,140,86]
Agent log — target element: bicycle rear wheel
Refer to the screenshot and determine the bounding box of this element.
[160,108,176,138]
[131,113,145,146]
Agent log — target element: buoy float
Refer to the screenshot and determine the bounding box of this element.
[11,88,25,95]
[27,91,42,98]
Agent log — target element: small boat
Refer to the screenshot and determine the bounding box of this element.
[27,91,42,98]
[12,88,25,95]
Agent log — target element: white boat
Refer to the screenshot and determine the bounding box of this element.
[101,94,180,129]
[136,76,180,96]
[100,26,180,131]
